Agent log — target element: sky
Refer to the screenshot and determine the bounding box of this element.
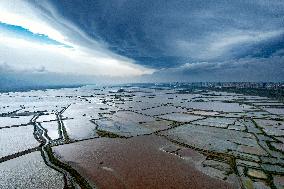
[0,0,283,87]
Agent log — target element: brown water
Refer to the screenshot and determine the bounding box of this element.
[53,135,236,189]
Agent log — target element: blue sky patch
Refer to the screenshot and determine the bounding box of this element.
[0,22,72,48]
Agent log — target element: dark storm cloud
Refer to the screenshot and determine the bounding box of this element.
[149,55,284,82]
[15,0,284,82]
[39,0,284,65]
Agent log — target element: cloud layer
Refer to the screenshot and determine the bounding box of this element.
[42,0,284,81]
[0,0,154,78]
[0,0,283,85]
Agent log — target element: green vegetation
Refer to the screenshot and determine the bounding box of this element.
[96,129,127,138]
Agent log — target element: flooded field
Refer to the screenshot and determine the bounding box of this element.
[0,85,283,189]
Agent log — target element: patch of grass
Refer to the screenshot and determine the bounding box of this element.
[96,129,126,138]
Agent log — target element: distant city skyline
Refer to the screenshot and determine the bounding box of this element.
[0,0,283,87]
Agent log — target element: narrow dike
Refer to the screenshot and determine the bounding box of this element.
[32,114,92,189]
